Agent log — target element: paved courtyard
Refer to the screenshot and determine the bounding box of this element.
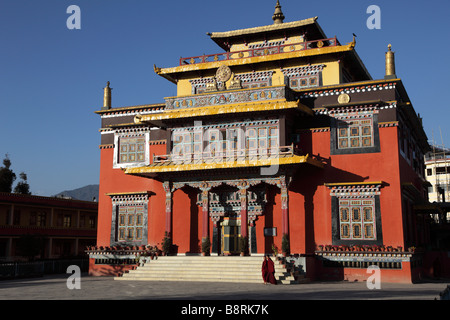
[0,273,447,301]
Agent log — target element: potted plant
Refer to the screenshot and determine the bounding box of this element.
[162,232,172,256]
[272,244,279,257]
[202,236,211,256]
[281,234,290,256]
[239,236,248,256]
[317,245,324,252]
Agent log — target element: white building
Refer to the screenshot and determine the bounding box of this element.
[425,145,450,221]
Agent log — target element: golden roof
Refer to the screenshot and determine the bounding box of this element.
[134,99,312,123]
[125,154,323,176]
[209,17,319,40]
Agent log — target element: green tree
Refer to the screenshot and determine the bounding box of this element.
[14,172,31,195]
[0,155,16,193]
[0,155,31,194]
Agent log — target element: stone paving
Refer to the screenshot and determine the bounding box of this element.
[0,273,448,301]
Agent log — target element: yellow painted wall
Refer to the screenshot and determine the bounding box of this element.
[173,30,342,95]
[321,60,341,86]
[177,79,192,96]
[175,59,342,96]
[229,35,305,52]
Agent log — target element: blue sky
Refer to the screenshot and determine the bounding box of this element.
[1,0,449,196]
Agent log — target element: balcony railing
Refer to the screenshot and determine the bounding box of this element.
[152,144,300,165]
[180,37,340,65]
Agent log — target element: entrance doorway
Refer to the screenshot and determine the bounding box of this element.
[221,218,241,255]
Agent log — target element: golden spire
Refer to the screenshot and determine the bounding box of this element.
[385,44,397,79]
[272,0,285,24]
[103,81,112,110]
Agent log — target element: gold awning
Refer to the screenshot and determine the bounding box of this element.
[125,154,323,175]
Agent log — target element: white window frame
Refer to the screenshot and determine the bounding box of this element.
[113,132,150,169]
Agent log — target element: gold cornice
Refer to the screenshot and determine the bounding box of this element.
[125,154,323,175]
[135,100,312,122]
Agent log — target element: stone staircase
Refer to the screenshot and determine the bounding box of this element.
[114,255,307,284]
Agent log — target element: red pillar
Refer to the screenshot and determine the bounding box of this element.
[201,189,209,241]
[163,181,172,236]
[239,187,248,239]
[280,176,289,236]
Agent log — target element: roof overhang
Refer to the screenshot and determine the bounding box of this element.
[124,154,324,177]
[134,99,312,123]
[208,17,325,51]
[154,42,357,84]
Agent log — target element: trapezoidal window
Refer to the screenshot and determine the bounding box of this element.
[330,113,380,155]
[337,117,374,150]
[338,198,376,240]
[117,204,145,242]
[328,183,383,246]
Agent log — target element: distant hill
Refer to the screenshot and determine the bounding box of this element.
[53,184,99,202]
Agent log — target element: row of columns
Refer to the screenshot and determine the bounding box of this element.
[2,237,84,260]
[5,203,88,228]
[162,176,291,253]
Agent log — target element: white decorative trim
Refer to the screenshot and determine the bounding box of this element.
[113,132,151,169]
[109,192,150,204]
[299,83,397,99]
[327,184,382,198]
[101,109,163,119]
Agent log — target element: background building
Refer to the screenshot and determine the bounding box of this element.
[426,145,450,204]
[0,192,97,261]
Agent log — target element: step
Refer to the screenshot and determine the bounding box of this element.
[124,269,291,278]
[115,276,297,284]
[114,256,305,284]
[118,272,298,284]
[138,264,283,270]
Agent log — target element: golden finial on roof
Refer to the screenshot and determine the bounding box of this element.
[385,44,397,79]
[103,81,112,110]
[272,0,285,24]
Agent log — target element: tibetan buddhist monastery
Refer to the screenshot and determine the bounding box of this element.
[90,2,439,283]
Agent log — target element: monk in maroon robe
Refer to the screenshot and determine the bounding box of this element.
[262,255,277,285]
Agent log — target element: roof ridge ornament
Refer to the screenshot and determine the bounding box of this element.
[272,0,285,24]
[103,81,112,110]
[385,44,397,80]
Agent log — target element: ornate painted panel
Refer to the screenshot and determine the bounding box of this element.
[165,85,288,110]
